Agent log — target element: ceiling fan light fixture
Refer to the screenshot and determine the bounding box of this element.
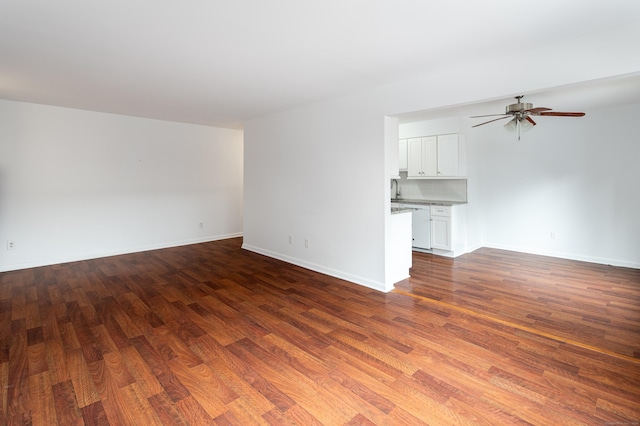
[520,117,534,132]
[504,117,518,132]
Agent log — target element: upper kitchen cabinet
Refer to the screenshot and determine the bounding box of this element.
[407,133,466,178]
[408,136,436,177]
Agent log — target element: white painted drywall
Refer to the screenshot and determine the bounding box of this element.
[474,101,640,267]
[243,21,640,290]
[400,100,640,268]
[0,99,243,271]
[243,95,389,290]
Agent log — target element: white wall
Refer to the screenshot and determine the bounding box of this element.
[0,99,244,271]
[475,101,640,267]
[243,96,389,290]
[399,116,467,139]
[400,102,640,268]
[243,21,640,290]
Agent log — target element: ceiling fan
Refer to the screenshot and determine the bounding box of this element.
[471,95,585,140]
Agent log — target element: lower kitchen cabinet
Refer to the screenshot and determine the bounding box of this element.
[430,214,451,250]
[430,204,467,257]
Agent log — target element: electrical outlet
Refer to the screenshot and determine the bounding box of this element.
[288,235,293,244]
[199,222,204,229]
[304,239,310,248]
[7,241,15,250]
[550,232,557,240]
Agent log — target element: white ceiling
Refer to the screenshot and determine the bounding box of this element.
[2,0,640,129]
[397,73,640,124]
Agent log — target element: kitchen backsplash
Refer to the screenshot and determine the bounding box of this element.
[393,174,467,202]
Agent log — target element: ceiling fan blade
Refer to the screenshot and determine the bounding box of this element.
[537,111,585,117]
[470,113,509,118]
[524,107,552,114]
[525,116,536,126]
[471,116,512,127]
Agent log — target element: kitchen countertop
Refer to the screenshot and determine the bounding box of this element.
[390,206,418,215]
[391,198,468,206]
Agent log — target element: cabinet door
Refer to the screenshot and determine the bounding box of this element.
[436,134,459,176]
[431,215,451,250]
[398,139,408,171]
[407,138,423,177]
[422,136,438,176]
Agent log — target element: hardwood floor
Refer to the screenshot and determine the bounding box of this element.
[396,249,640,360]
[1,238,639,425]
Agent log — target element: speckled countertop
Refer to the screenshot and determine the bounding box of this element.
[390,206,417,214]
[391,199,467,206]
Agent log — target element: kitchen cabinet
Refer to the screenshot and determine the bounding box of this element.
[430,205,451,250]
[429,204,467,257]
[436,134,460,176]
[407,134,465,178]
[407,137,436,177]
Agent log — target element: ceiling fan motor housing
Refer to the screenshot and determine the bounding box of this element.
[506,102,533,114]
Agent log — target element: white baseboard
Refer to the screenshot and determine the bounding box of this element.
[241,243,393,292]
[481,242,640,270]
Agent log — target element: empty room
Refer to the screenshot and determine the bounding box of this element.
[1,1,640,425]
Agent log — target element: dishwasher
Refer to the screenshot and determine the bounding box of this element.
[399,203,431,251]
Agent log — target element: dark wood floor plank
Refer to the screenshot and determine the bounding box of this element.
[166,357,232,419]
[262,404,324,426]
[7,325,29,420]
[66,347,101,409]
[26,340,48,376]
[129,335,191,403]
[119,344,164,398]
[1,237,639,424]
[172,394,213,425]
[0,361,8,423]
[52,379,83,425]
[28,372,56,426]
[119,382,164,425]
[189,336,280,415]
[147,391,189,426]
[80,400,110,426]
[227,337,360,424]
[89,356,135,426]
[101,350,136,389]
[399,248,640,359]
